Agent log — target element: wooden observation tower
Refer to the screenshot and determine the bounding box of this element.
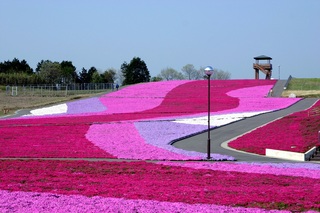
[253,55,272,79]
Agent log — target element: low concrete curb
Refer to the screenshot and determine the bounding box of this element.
[266,146,317,161]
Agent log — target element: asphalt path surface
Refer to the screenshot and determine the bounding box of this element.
[172,98,319,162]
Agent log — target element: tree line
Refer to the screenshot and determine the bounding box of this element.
[156,64,231,81]
[0,57,230,86]
[0,58,118,85]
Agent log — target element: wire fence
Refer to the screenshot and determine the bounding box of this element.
[4,83,116,97]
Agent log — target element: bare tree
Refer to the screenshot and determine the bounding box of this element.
[115,69,124,85]
[213,69,231,79]
[198,67,231,80]
[194,67,205,80]
[181,64,196,80]
[159,67,184,80]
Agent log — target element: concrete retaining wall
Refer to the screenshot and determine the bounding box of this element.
[266,146,317,161]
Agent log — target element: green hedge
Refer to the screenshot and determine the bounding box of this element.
[0,73,45,85]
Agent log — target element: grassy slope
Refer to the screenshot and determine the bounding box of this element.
[282,78,320,98]
[0,91,108,117]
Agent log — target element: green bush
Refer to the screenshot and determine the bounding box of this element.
[0,73,45,85]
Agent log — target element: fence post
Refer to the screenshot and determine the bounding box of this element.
[6,85,10,95]
[11,86,18,96]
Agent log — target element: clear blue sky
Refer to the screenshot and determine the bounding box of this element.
[1,0,319,79]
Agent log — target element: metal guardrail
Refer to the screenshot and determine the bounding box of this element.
[283,75,292,90]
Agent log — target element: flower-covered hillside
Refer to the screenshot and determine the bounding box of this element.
[1,80,320,212]
[0,80,301,161]
[0,160,319,212]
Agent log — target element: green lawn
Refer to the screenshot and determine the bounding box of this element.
[282,78,320,98]
[287,78,320,90]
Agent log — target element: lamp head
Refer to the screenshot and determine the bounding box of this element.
[204,66,214,76]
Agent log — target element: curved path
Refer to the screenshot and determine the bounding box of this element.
[172,98,319,162]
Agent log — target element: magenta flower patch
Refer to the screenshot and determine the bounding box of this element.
[0,160,319,212]
[99,80,189,114]
[0,124,115,158]
[159,161,320,179]
[228,100,320,154]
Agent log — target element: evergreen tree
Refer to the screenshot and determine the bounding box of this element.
[121,57,150,85]
[0,58,33,74]
[60,61,77,84]
[91,71,103,83]
[79,67,89,83]
[102,68,116,83]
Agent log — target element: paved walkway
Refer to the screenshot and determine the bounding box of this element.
[269,80,287,97]
[172,98,319,162]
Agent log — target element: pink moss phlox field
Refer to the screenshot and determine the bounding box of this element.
[0,124,115,158]
[76,80,295,118]
[0,190,288,213]
[67,97,107,114]
[158,161,320,179]
[68,80,294,119]
[228,100,320,154]
[85,122,203,160]
[0,80,304,160]
[1,160,319,212]
[223,85,301,113]
[0,80,319,212]
[98,80,189,114]
[0,80,284,126]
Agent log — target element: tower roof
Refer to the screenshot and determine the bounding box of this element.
[254,55,272,60]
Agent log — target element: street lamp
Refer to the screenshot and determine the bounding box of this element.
[204,66,214,160]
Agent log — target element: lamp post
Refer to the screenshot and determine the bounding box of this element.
[204,66,214,160]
